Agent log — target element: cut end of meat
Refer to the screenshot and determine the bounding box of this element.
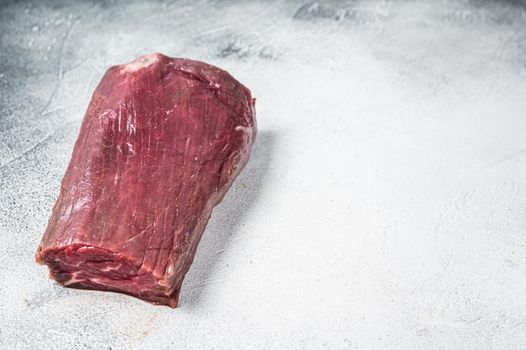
[36,245,180,307]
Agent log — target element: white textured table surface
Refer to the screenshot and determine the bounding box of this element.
[1,0,526,349]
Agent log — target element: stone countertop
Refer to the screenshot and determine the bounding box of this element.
[1,0,526,348]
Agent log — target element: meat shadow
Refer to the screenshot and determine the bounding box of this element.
[179,130,275,308]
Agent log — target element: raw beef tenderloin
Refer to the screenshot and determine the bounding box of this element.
[36,53,256,307]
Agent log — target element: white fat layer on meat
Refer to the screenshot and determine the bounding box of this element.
[235,125,249,133]
[63,271,84,286]
[122,53,161,73]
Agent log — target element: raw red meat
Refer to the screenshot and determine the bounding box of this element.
[36,53,256,307]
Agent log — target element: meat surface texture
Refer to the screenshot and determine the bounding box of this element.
[36,53,256,307]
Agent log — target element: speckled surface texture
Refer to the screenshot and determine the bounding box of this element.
[1,0,526,349]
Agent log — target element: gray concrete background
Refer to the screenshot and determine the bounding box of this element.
[1,0,526,348]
